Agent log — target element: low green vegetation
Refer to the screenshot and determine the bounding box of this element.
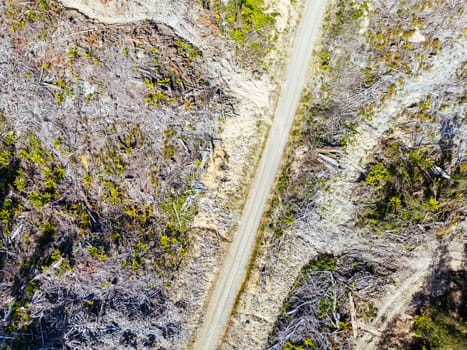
[303,255,337,272]
[5,0,52,32]
[283,339,315,350]
[270,254,392,349]
[215,0,277,61]
[1,0,224,347]
[0,118,201,343]
[264,156,321,240]
[412,311,467,349]
[360,140,465,234]
[143,77,169,106]
[133,34,207,109]
[409,267,467,349]
[175,38,201,60]
[378,264,466,348]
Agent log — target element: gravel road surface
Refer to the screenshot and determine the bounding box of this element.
[193,1,328,348]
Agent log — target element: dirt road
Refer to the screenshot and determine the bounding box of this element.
[193,1,327,349]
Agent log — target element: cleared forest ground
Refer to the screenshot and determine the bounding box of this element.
[0,0,298,348]
[226,0,467,349]
[0,1,229,347]
[1,1,465,349]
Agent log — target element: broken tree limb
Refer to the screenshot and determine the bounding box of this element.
[349,292,358,339]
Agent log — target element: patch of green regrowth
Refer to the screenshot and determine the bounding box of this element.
[44,164,65,189]
[0,197,20,235]
[360,141,465,233]
[363,1,440,78]
[157,190,197,261]
[39,220,56,239]
[162,127,177,160]
[408,267,467,350]
[52,77,74,105]
[102,181,123,205]
[216,0,277,61]
[284,338,316,350]
[14,133,66,208]
[303,255,337,273]
[67,44,78,59]
[161,189,197,234]
[0,136,19,195]
[283,341,305,350]
[271,254,376,348]
[357,301,378,321]
[5,0,58,33]
[175,39,201,60]
[263,102,325,239]
[82,48,100,64]
[319,51,331,71]
[94,127,144,176]
[412,311,467,349]
[143,77,169,107]
[7,297,32,333]
[0,149,11,166]
[340,123,358,146]
[265,166,295,237]
[128,242,150,270]
[53,91,65,105]
[41,248,72,275]
[318,291,337,320]
[68,202,90,233]
[28,190,52,208]
[87,245,108,261]
[117,125,144,154]
[19,132,50,165]
[322,0,369,36]
[105,151,125,174]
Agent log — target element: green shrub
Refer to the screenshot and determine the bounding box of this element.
[360,141,464,232]
[218,0,276,59]
[305,255,337,272]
